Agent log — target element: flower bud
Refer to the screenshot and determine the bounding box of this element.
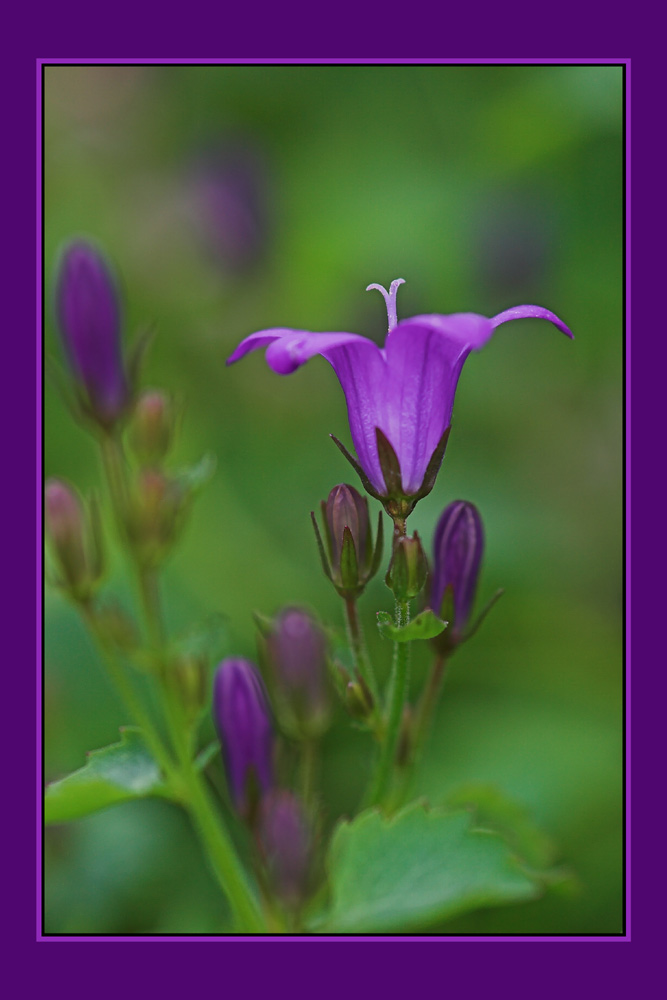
[45,478,103,600]
[213,659,274,819]
[345,677,374,721]
[125,469,187,567]
[170,654,208,723]
[430,501,484,649]
[191,139,270,275]
[56,240,128,428]
[128,390,175,466]
[265,607,331,737]
[312,484,383,599]
[257,790,312,910]
[385,531,428,601]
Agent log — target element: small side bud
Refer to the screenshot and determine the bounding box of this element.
[125,469,188,567]
[128,389,175,466]
[313,484,383,599]
[385,531,428,601]
[345,678,374,721]
[257,790,313,911]
[170,654,208,723]
[263,607,331,738]
[212,659,274,821]
[45,478,103,601]
[429,500,488,654]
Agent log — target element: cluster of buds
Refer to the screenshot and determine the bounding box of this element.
[128,390,176,467]
[259,607,331,739]
[312,484,383,599]
[45,478,104,603]
[212,658,313,909]
[123,469,190,569]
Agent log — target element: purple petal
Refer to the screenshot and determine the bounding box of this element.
[490,304,573,338]
[226,328,373,374]
[382,315,493,493]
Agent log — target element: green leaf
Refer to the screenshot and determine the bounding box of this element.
[313,802,541,932]
[442,784,557,871]
[45,728,170,824]
[376,608,448,642]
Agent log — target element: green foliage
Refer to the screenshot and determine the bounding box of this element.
[376,608,447,642]
[314,801,544,933]
[45,728,170,824]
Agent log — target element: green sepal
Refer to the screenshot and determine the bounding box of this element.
[44,728,171,824]
[377,608,448,642]
[175,453,217,495]
[375,427,403,497]
[463,588,505,642]
[340,526,359,590]
[413,426,451,501]
[126,324,156,394]
[310,510,333,581]
[330,434,383,501]
[369,511,384,579]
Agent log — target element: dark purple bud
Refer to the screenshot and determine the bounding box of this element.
[56,241,128,428]
[128,390,175,466]
[213,659,274,818]
[257,790,312,909]
[385,531,428,601]
[191,139,269,274]
[266,607,330,735]
[45,478,103,599]
[430,501,484,639]
[312,484,383,599]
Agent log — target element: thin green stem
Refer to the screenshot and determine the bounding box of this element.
[80,603,178,785]
[366,598,411,807]
[300,738,318,810]
[344,597,380,706]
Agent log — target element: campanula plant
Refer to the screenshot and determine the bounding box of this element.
[46,244,574,935]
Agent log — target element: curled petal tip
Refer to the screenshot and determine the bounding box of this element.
[490,304,574,340]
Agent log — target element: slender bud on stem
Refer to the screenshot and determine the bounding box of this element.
[128,390,175,466]
[256,789,313,911]
[312,484,383,599]
[212,659,274,821]
[55,240,128,429]
[45,478,103,601]
[263,607,331,737]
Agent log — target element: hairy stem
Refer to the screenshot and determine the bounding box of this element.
[344,597,380,707]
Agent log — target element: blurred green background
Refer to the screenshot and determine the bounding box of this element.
[44,64,623,935]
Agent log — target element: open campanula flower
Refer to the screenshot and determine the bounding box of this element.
[213,659,274,818]
[56,240,129,428]
[227,280,572,517]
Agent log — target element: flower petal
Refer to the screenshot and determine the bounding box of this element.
[226,328,374,374]
[490,304,574,338]
[383,315,493,493]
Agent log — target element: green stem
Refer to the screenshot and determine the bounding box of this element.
[99,433,129,537]
[344,597,380,706]
[80,603,178,785]
[367,598,411,807]
[300,738,318,809]
[412,653,449,762]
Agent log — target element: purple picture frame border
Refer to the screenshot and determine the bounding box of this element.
[26,50,648,980]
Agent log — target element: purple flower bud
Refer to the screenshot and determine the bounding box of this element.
[313,484,383,598]
[56,240,128,427]
[430,501,484,640]
[45,478,103,599]
[213,659,274,818]
[257,790,312,909]
[191,140,269,274]
[266,607,330,734]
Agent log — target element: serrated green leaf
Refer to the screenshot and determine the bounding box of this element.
[45,728,170,824]
[442,784,557,871]
[376,608,448,642]
[313,802,541,932]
